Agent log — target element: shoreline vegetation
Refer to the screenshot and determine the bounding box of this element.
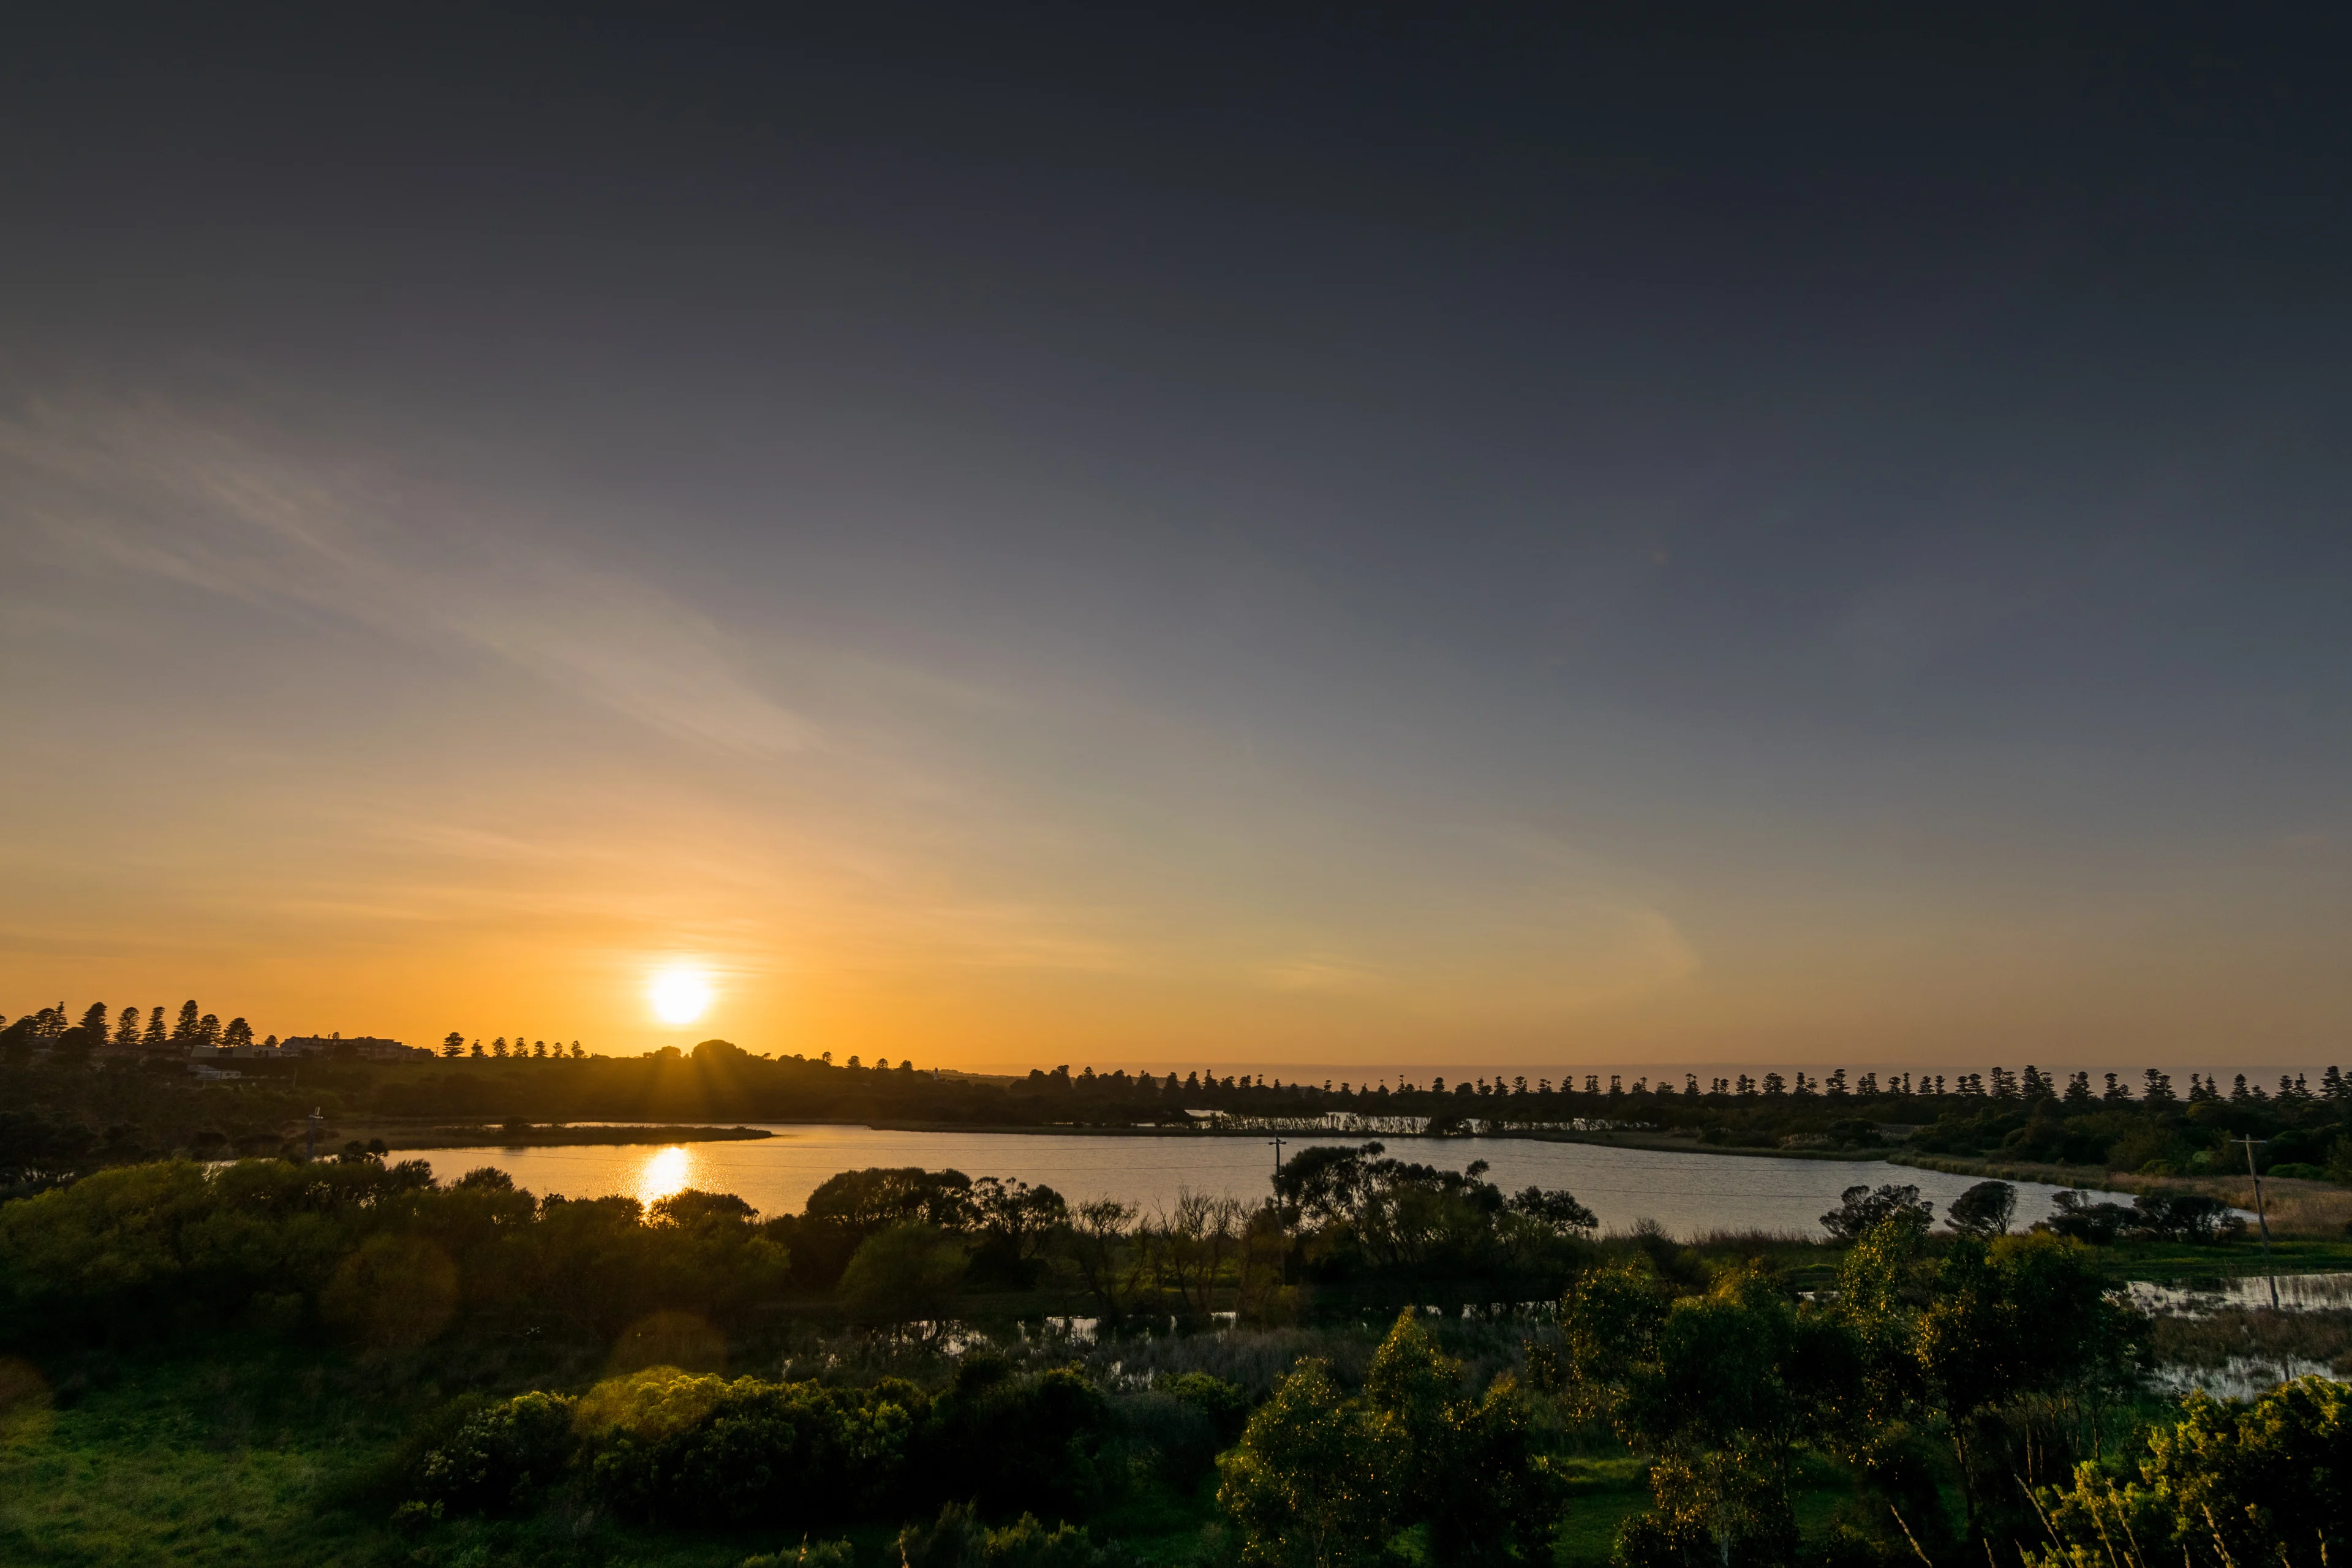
[6,1018,2349,1210]
[346,1122,776,1150]
[2,1144,2346,1567]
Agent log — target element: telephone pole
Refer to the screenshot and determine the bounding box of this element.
[2233,1136,2279,1310]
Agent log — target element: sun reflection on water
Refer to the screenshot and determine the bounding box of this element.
[636,1146,696,1209]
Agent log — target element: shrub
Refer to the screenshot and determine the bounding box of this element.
[897,1503,1118,1568]
[410,1390,579,1515]
[1217,1359,1401,1568]
[982,1512,1118,1568]
[839,1223,967,1324]
[578,1367,929,1528]
[319,1233,459,1349]
[2038,1190,2130,1245]
[2031,1376,2350,1568]
[899,1499,986,1568]
[2127,1191,2241,1243]
[741,1538,857,1568]
[921,1359,1120,1519]
[1161,1370,1251,1442]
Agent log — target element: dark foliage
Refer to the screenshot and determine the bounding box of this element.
[1819,1184,1932,1242]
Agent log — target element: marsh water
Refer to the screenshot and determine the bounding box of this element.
[412,1124,2084,1240]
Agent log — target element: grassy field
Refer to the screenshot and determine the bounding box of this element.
[0,1338,1876,1568]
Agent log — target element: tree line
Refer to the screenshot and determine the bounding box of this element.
[1,998,266,1060]
[7,1030,2350,1197]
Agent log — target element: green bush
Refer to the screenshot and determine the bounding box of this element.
[839,1222,968,1324]
[2031,1376,2350,1568]
[982,1512,1119,1568]
[578,1366,929,1528]
[410,1390,579,1515]
[741,1537,857,1567]
[899,1502,1121,1568]
[922,1357,1121,1520]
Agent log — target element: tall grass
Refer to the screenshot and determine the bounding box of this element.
[2147,1307,2352,1374]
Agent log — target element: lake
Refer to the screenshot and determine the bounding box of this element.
[412,1125,2081,1240]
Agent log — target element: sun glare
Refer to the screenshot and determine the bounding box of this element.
[649,964,713,1025]
[638,1146,694,1207]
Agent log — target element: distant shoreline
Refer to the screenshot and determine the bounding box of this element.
[385,1116,1904,1163]
[347,1123,774,1150]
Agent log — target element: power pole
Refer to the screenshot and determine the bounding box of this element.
[1269,1136,1285,1184]
[306,1106,321,1163]
[2234,1136,2278,1310]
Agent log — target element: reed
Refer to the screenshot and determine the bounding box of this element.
[2146,1307,2352,1374]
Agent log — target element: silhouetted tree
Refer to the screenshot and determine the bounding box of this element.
[1819,1183,1932,1242]
[1944,1180,2015,1238]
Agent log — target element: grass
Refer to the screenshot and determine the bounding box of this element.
[2096,1235,2352,1281]
[1891,1155,2352,1240]
[2147,1308,2352,1375]
[1546,1455,1650,1564]
[0,1350,400,1567]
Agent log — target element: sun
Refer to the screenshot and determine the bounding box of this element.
[649,964,713,1025]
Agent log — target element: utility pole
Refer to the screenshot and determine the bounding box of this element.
[306,1107,321,1163]
[2233,1136,2279,1310]
[1269,1136,1285,1184]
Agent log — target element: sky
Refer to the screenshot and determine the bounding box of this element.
[3,9,2349,1073]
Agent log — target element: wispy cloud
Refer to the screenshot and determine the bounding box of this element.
[0,397,813,755]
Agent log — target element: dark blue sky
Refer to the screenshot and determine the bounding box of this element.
[4,7,2347,1069]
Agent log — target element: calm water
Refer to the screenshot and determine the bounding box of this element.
[414,1125,2079,1240]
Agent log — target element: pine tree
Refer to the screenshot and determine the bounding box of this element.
[77,1001,110,1044]
[197,1013,221,1048]
[113,1006,141,1050]
[569,1041,582,1058]
[532,1039,547,1058]
[469,1038,485,1057]
[492,1036,508,1058]
[2324,1066,2346,1104]
[442,1031,462,1058]
[222,1017,254,1050]
[2142,1068,2176,1102]
[171,1000,200,1043]
[143,1006,167,1051]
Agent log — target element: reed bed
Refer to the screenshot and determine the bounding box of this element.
[2145,1306,2352,1374]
